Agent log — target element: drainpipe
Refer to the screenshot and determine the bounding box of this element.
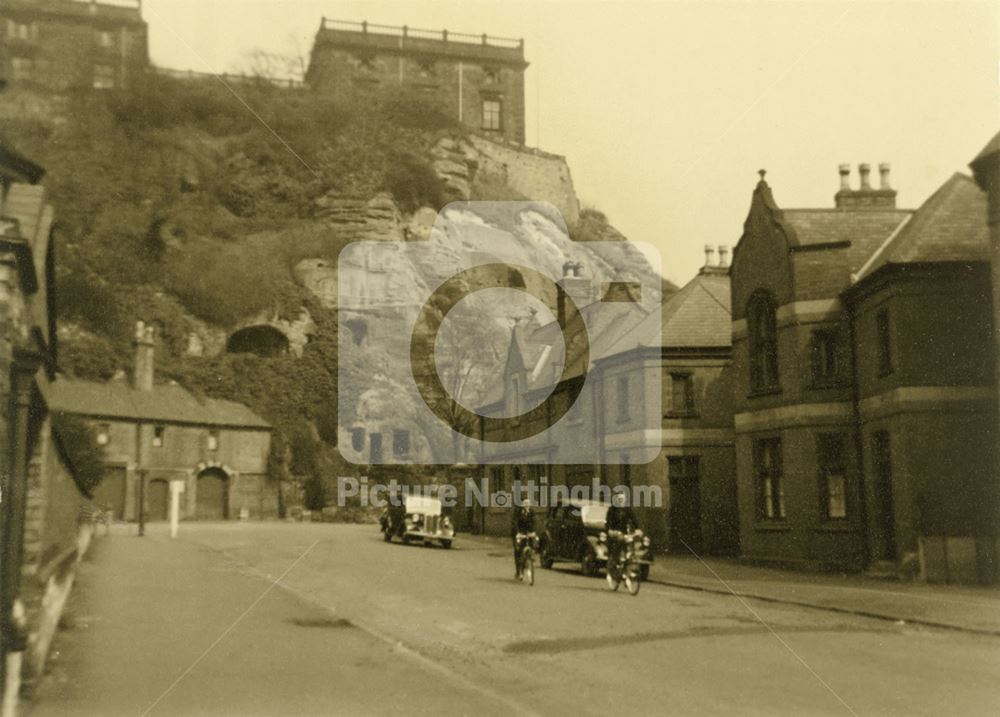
[1,348,44,715]
[458,61,464,125]
[846,299,871,568]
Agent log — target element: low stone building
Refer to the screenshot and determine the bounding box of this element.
[44,322,276,521]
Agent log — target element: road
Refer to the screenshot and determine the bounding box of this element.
[31,523,1000,716]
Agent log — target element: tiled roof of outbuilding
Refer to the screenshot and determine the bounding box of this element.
[853,173,987,282]
[42,376,272,429]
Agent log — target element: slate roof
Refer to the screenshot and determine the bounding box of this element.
[783,208,913,273]
[853,173,988,282]
[42,376,272,429]
[605,269,731,355]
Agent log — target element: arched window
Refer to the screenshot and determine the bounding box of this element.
[747,291,779,392]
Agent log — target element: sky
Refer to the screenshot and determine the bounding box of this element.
[141,0,999,285]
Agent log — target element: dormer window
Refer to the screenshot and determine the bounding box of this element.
[747,291,779,393]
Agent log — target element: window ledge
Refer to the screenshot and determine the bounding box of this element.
[809,380,846,390]
[664,411,700,419]
[747,387,782,399]
[813,521,854,533]
[754,522,791,532]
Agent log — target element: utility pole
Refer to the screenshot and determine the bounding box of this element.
[137,469,145,537]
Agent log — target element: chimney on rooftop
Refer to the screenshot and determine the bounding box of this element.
[879,162,891,190]
[557,261,593,327]
[133,320,155,392]
[703,245,715,268]
[834,161,897,210]
[858,163,872,190]
[717,245,729,268]
[838,164,851,191]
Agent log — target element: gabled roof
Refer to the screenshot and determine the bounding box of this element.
[783,208,912,272]
[853,173,987,282]
[605,270,731,355]
[42,376,272,430]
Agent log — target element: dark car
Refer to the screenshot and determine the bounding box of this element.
[540,499,653,578]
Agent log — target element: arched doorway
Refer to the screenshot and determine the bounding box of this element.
[196,468,229,520]
[146,479,169,522]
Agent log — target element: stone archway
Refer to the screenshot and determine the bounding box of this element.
[195,467,230,520]
[226,325,290,357]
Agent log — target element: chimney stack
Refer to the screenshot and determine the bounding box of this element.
[717,245,729,268]
[704,244,715,267]
[133,320,155,392]
[838,164,851,191]
[858,163,872,190]
[557,261,593,326]
[835,161,896,209]
[878,162,891,190]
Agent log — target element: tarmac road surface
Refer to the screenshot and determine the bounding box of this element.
[30,523,1000,716]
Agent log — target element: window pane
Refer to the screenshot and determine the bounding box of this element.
[482,99,501,130]
[827,473,846,519]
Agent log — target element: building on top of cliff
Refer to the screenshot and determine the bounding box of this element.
[0,0,148,91]
[43,322,275,522]
[306,18,528,144]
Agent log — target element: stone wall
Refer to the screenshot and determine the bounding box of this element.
[19,417,90,689]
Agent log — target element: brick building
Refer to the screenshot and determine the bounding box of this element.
[44,322,276,522]
[306,19,527,144]
[730,163,997,578]
[0,0,148,91]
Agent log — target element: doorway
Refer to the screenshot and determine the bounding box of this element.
[196,468,229,520]
[871,431,897,561]
[668,456,702,554]
[146,479,169,522]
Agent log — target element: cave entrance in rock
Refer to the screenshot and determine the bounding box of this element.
[226,325,289,357]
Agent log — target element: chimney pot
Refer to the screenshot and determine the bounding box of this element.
[838,164,851,191]
[717,245,729,268]
[858,163,872,191]
[704,244,715,267]
[878,162,891,190]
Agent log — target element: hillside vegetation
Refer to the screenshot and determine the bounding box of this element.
[2,73,662,498]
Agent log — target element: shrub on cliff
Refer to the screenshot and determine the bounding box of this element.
[385,153,446,213]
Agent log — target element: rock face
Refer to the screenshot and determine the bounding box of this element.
[333,202,662,465]
[430,134,581,226]
[314,191,403,241]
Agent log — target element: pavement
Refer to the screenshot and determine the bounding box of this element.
[461,533,1000,635]
[28,523,1000,716]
